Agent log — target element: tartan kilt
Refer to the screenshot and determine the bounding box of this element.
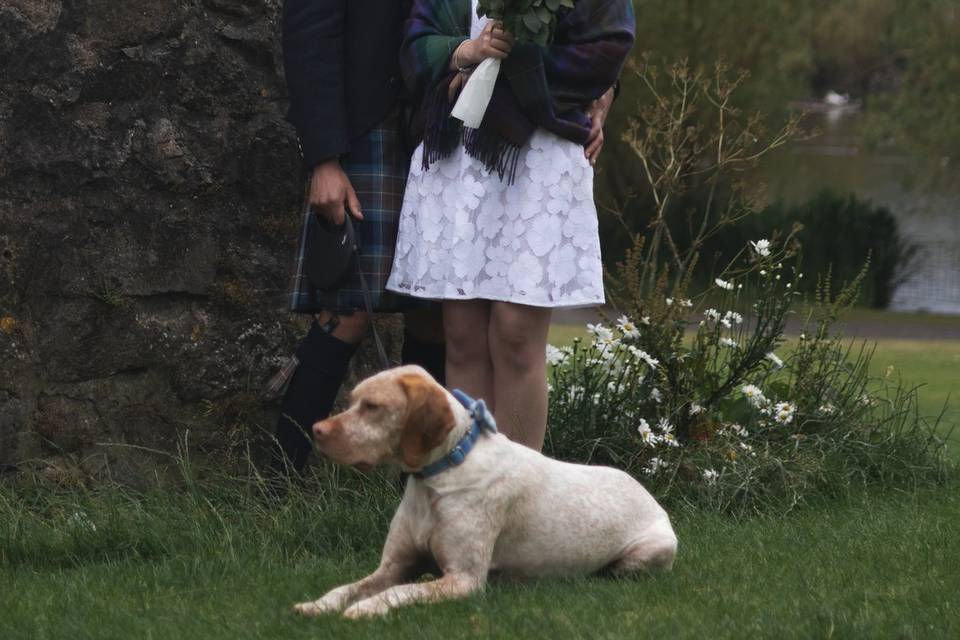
[288,112,432,314]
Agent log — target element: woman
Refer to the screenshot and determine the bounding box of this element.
[387,0,635,449]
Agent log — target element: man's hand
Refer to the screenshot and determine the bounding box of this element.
[584,87,616,166]
[309,159,362,226]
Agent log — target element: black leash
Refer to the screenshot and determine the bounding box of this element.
[351,227,392,370]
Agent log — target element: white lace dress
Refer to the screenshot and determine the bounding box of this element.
[385,6,604,309]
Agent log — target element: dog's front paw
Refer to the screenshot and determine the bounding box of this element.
[292,598,340,617]
[343,598,390,619]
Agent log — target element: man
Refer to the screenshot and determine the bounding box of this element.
[274,0,615,472]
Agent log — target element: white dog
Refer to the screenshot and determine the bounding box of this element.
[293,365,677,619]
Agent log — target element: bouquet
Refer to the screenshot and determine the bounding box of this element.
[452,0,575,128]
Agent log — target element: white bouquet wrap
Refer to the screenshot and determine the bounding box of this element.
[451,58,502,129]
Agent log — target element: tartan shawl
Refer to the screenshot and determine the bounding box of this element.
[401,0,635,182]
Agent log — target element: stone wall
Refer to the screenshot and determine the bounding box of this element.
[0,0,396,483]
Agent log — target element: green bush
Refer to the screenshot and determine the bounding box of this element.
[699,190,916,308]
[547,246,948,515]
[551,60,948,514]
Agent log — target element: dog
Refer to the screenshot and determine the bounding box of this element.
[293,365,677,619]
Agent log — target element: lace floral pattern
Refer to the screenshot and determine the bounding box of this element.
[386,128,605,308]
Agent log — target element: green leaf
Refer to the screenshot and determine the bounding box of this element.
[523,12,544,33]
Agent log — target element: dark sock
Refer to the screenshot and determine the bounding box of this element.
[272,322,359,475]
[401,333,447,387]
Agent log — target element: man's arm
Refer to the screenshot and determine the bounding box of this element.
[281,0,361,224]
[282,0,349,169]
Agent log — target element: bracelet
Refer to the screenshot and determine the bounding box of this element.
[453,41,475,73]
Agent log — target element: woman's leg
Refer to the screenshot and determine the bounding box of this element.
[488,302,552,450]
[442,300,495,409]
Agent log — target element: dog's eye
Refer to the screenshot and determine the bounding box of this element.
[360,400,380,412]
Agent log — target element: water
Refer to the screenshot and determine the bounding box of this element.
[760,111,960,315]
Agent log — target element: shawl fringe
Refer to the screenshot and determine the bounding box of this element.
[422,74,524,184]
[421,74,462,172]
[463,126,523,185]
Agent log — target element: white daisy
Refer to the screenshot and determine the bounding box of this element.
[644,457,666,475]
[766,352,784,368]
[616,315,641,340]
[650,388,663,404]
[689,403,704,416]
[637,419,659,446]
[724,311,743,325]
[720,337,738,348]
[587,323,614,343]
[702,468,719,485]
[704,308,721,322]
[751,239,772,257]
[715,278,734,291]
[773,401,796,425]
[545,344,566,366]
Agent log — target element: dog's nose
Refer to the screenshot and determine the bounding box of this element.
[312,418,337,441]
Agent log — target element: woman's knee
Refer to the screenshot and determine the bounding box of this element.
[443,303,490,365]
[489,306,550,372]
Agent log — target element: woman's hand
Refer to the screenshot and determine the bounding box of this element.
[584,87,616,166]
[455,21,515,68]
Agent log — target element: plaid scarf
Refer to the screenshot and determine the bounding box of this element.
[402,0,635,182]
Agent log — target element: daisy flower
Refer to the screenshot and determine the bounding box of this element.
[616,315,641,340]
[715,277,734,290]
[644,457,666,475]
[751,239,772,257]
[702,468,719,485]
[637,419,659,446]
[773,401,796,425]
[587,323,614,343]
[545,344,566,366]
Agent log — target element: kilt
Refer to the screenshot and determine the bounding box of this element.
[288,112,431,314]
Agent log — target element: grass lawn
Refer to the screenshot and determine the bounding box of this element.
[1,331,956,639]
[1,479,958,640]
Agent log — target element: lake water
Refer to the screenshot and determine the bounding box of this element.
[760,111,960,315]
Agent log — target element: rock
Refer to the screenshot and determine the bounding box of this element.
[0,0,404,483]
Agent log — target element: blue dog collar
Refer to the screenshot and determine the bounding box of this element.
[414,389,498,479]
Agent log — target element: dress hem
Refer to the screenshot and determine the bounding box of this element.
[385,284,605,310]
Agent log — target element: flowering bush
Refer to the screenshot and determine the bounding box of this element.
[545,61,946,513]
[546,247,947,513]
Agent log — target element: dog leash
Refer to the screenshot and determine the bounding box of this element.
[352,231,392,371]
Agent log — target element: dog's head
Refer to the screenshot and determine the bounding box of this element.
[312,365,455,472]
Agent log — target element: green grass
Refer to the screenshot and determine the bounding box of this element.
[1,478,959,640]
[1,330,956,639]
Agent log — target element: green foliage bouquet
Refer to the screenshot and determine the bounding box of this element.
[477,0,575,46]
[453,0,575,127]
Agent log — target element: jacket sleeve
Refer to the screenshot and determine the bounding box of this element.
[281,0,349,169]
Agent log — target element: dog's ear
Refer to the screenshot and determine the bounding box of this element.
[397,372,454,469]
